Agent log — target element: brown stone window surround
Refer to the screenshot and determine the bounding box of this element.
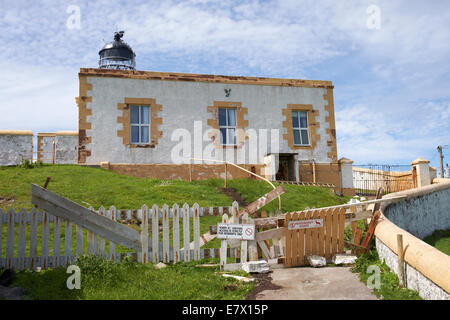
[117,97,163,148]
[207,101,248,148]
[282,104,320,150]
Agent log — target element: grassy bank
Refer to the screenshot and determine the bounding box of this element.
[1,164,349,252]
[352,246,422,300]
[423,229,450,255]
[0,164,348,212]
[8,255,253,300]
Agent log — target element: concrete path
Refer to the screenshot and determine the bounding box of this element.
[251,267,378,300]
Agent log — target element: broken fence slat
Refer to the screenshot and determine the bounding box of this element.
[173,204,180,263]
[152,204,159,263]
[162,205,170,263]
[240,185,285,216]
[31,184,141,252]
[183,204,190,262]
[54,216,61,268]
[193,203,200,261]
[255,227,285,242]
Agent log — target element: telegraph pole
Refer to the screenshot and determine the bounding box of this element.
[437,145,444,178]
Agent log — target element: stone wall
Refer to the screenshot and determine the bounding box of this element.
[54,131,78,164]
[374,181,450,300]
[0,131,33,166]
[106,163,265,181]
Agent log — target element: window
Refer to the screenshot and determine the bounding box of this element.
[292,110,310,146]
[130,105,150,144]
[218,108,236,145]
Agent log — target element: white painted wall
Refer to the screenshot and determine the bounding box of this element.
[84,77,334,165]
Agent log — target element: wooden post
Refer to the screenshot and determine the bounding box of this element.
[312,161,316,184]
[141,205,149,264]
[52,140,56,164]
[224,163,228,188]
[397,234,406,287]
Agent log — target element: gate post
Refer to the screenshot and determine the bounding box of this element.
[339,157,355,196]
[411,158,431,188]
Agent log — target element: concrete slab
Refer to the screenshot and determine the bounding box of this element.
[253,267,378,300]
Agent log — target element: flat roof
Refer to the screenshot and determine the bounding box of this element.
[79,68,333,89]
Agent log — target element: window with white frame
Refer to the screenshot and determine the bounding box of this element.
[130,105,150,144]
[292,110,310,146]
[218,108,236,145]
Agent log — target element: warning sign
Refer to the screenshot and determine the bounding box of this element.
[288,219,323,230]
[217,223,255,240]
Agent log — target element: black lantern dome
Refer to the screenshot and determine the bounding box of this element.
[98,31,136,70]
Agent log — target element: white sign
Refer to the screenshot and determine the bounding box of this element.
[288,219,323,230]
[217,223,255,240]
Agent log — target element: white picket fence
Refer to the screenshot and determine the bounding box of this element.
[0,202,242,270]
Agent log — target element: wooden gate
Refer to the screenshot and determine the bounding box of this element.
[284,208,346,267]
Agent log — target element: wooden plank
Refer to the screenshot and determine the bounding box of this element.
[257,240,272,261]
[98,206,106,256]
[6,209,15,269]
[255,227,285,241]
[354,227,363,246]
[338,208,345,253]
[17,209,27,270]
[240,185,286,216]
[173,204,180,263]
[64,219,72,266]
[284,213,292,267]
[311,210,320,255]
[140,205,149,264]
[86,207,96,255]
[304,210,312,259]
[108,206,117,261]
[220,214,228,271]
[345,210,373,227]
[76,224,83,256]
[31,184,141,251]
[361,211,381,248]
[193,203,200,261]
[152,204,159,263]
[162,204,170,263]
[53,216,61,268]
[231,201,240,259]
[305,195,406,211]
[331,208,339,255]
[41,211,50,269]
[29,208,39,269]
[291,212,299,266]
[296,212,305,266]
[183,203,190,262]
[240,213,249,263]
[324,208,332,260]
[318,209,325,257]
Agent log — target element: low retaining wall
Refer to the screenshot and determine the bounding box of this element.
[0,130,33,166]
[105,163,265,181]
[374,181,450,300]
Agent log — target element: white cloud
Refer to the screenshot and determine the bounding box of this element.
[0,0,449,169]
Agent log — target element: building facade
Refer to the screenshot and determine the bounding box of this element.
[77,68,347,192]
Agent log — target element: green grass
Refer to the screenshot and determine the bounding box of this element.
[352,246,422,300]
[228,178,350,213]
[0,164,233,211]
[423,230,450,255]
[1,164,349,252]
[8,255,254,300]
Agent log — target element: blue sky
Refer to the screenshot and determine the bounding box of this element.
[0,0,449,172]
